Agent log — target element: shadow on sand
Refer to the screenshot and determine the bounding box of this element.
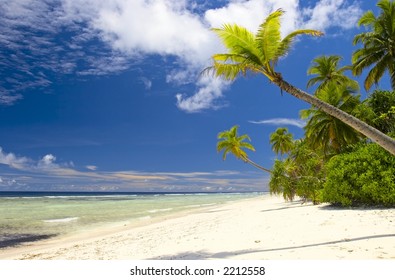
[149,233,395,260]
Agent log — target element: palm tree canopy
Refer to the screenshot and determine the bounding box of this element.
[307,55,359,92]
[301,83,362,154]
[205,9,323,82]
[352,0,395,90]
[269,127,294,156]
[217,125,255,161]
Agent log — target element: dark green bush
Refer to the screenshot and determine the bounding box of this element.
[322,143,395,207]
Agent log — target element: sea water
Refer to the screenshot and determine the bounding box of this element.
[0,192,261,249]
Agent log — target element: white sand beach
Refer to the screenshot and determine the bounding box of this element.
[0,195,394,260]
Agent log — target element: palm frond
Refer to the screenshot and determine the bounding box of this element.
[300,108,315,119]
[211,24,261,59]
[212,61,247,81]
[377,0,394,18]
[238,134,251,142]
[256,8,283,63]
[277,29,323,59]
[306,77,322,89]
[353,31,375,45]
[358,10,376,27]
[240,142,256,152]
[364,55,390,90]
[352,48,386,76]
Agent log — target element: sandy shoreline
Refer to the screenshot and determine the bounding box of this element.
[0,195,394,260]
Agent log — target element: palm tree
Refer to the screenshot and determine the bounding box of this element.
[217,125,271,173]
[269,159,297,201]
[269,127,294,156]
[301,83,362,155]
[307,55,359,92]
[352,0,395,91]
[205,8,395,155]
[289,139,325,204]
[304,55,362,155]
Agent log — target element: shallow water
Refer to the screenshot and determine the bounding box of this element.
[0,192,261,248]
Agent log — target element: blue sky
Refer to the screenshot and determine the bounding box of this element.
[0,0,384,192]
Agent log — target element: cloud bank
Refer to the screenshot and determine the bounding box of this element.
[0,0,362,111]
[0,146,268,192]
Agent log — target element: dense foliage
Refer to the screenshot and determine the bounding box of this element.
[322,143,395,206]
[269,139,325,204]
[365,90,395,134]
[267,0,395,207]
[214,1,395,207]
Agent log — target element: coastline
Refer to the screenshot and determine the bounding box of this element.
[0,195,394,260]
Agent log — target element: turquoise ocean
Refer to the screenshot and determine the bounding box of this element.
[0,192,261,249]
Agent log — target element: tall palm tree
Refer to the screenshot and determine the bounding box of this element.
[307,55,359,92]
[304,55,362,155]
[269,127,294,156]
[205,9,395,155]
[352,0,395,91]
[301,83,362,155]
[217,125,271,173]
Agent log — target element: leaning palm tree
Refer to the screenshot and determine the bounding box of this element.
[307,55,359,92]
[205,9,395,155]
[217,125,271,173]
[352,0,395,91]
[269,127,294,157]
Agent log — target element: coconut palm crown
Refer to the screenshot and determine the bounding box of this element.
[206,9,322,82]
[307,55,359,92]
[217,125,271,173]
[352,0,395,91]
[270,127,295,156]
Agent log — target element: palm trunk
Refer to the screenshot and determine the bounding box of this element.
[244,157,271,173]
[273,74,395,156]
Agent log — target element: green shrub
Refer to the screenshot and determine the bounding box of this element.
[322,143,395,207]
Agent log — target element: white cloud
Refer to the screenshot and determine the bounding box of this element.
[176,76,229,112]
[0,147,269,192]
[0,147,60,171]
[140,77,152,90]
[0,0,363,110]
[204,0,300,35]
[0,147,30,169]
[37,154,58,169]
[302,0,362,30]
[86,165,98,171]
[249,118,306,128]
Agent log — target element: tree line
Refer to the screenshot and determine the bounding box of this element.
[213,0,395,207]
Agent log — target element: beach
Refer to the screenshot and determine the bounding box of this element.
[0,195,394,260]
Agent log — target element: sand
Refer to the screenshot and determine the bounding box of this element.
[0,195,394,260]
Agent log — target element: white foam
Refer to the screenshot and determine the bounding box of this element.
[139,216,151,220]
[43,217,79,223]
[147,208,173,213]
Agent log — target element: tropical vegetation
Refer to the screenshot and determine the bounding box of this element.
[213,1,395,207]
[352,0,395,90]
[323,143,395,206]
[269,127,294,157]
[206,8,395,156]
[217,125,271,173]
